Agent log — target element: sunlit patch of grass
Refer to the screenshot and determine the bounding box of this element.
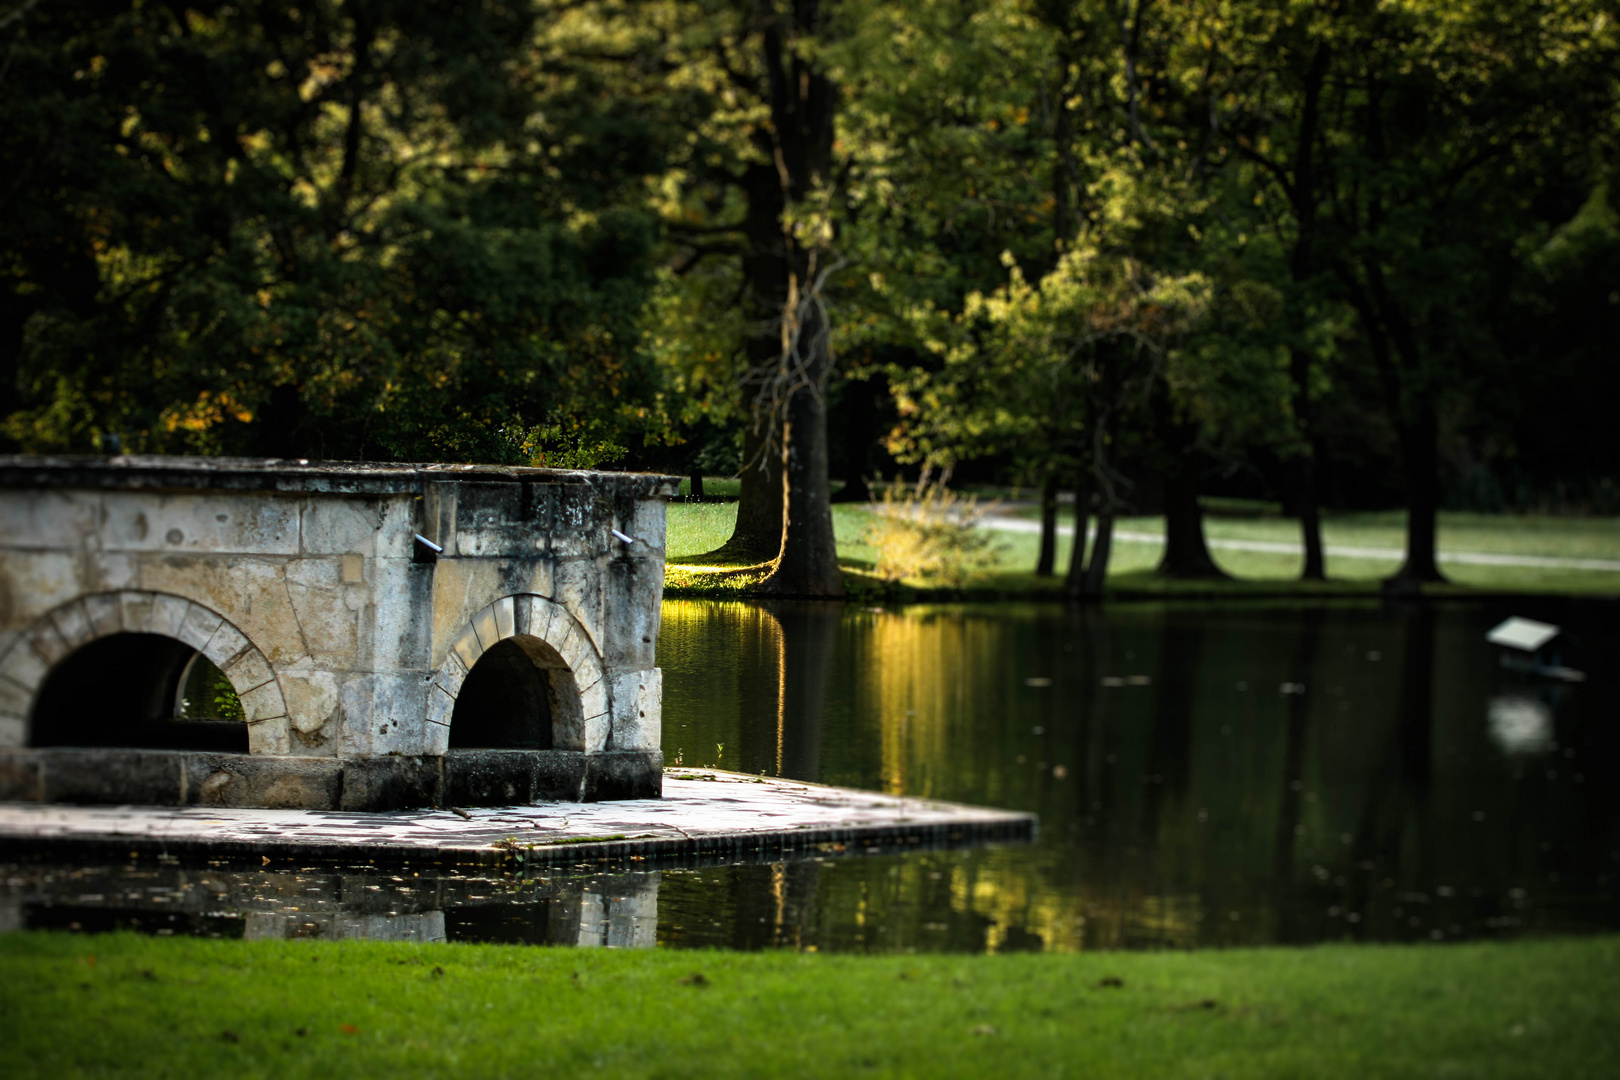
[2,932,1616,1079]
[661,561,775,595]
[668,498,1620,597]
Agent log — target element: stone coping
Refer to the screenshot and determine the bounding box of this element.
[0,455,681,497]
[0,770,1036,869]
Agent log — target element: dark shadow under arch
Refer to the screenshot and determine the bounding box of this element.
[29,632,248,752]
[449,638,556,750]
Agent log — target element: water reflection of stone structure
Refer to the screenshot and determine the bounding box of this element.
[0,862,661,947]
[0,457,676,809]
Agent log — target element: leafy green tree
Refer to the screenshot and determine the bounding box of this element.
[1211,0,1619,583]
[548,0,846,594]
[1,0,668,463]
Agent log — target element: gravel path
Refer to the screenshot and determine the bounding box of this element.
[979,514,1620,573]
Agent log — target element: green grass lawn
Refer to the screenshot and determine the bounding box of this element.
[1,932,1615,1078]
[666,499,1620,596]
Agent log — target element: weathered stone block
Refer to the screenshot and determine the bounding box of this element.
[286,559,359,660]
[24,621,70,667]
[493,595,516,641]
[472,604,501,652]
[546,485,609,558]
[630,497,668,558]
[0,712,25,749]
[581,711,610,755]
[0,678,31,720]
[552,557,604,651]
[95,552,139,592]
[369,557,434,673]
[607,668,662,752]
[247,716,292,755]
[221,648,275,694]
[368,673,430,755]
[583,750,663,801]
[579,677,608,724]
[117,591,156,634]
[339,755,441,811]
[184,754,342,809]
[147,593,190,638]
[300,497,379,556]
[444,748,538,805]
[83,592,123,638]
[102,493,301,556]
[0,748,43,797]
[0,553,85,626]
[177,602,224,651]
[452,622,483,671]
[281,671,340,736]
[48,599,93,650]
[38,748,184,805]
[239,680,287,724]
[603,558,662,670]
[0,491,96,551]
[203,621,250,667]
[0,643,47,691]
[423,718,451,754]
[425,679,456,726]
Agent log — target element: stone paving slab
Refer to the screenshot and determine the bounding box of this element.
[0,770,1035,869]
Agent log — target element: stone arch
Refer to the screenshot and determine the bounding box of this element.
[0,591,289,754]
[427,594,607,754]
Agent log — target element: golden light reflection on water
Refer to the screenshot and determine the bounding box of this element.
[658,600,1619,952]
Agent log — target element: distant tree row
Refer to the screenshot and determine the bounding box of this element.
[2,0,1616,596]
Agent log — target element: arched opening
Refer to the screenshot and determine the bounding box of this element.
[28,632,249,752]
[449,637,558,750]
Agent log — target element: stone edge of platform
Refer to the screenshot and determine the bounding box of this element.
[0,813,1036,870]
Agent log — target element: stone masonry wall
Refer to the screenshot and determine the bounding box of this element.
[0,458,676,808]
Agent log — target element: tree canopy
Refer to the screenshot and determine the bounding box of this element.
[2,0,1616,594]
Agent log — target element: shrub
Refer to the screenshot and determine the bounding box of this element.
[862,479,1002,586]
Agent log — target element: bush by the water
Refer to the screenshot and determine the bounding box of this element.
[862,480,1001,587]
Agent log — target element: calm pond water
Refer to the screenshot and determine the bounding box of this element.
[6,598,1618,953]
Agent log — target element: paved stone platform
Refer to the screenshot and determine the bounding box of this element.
[0,770,1034,869]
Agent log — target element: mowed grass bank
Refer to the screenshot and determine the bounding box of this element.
[2,933,1616,1078]
[665,498,1620,596]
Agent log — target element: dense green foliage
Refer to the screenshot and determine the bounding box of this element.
[1,932,1617,1078]
[1,0,1615,583]
[1,0,668,463]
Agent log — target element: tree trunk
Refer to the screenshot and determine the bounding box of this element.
[1036,472,1060,576]
[757,300,843,597]
[722,2,842,597]
[1283,45,1330,582]
[1159,467,1226,578]
[1297,455,1326,580]
[1083,505,1114,598]
[688,471,705,500]
[1390,400,1446,584]
[1290,346,1326,580]
[724,420,786,561]
[1064,476,1091,597]
[720,158,792,562]
[1152,377,1226,579]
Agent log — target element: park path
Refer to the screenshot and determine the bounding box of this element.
[977,513,1620,573]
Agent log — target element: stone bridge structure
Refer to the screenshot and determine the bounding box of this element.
[0,457,677,810]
